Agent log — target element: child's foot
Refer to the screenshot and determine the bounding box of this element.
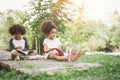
[14,55,20,61]
[70,48,75,61]
[11,54,16,60]
[67,48,74,62]
[72,50,82,62]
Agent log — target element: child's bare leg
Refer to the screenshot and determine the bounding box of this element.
[72,50,82,62]
[55,56,67,61]
[49,53,67,61]
[48,53,57,59]
[11,50,29,60]
[70,48,75,61]
[48,49,75,61]
[11,50,20,60]
[54,48,75,61]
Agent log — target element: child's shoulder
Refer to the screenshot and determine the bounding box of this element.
[23,37,27,40]
[9,38,14,42]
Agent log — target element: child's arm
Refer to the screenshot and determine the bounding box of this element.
[22,37,29,51]
[9,38,15,51]
[43,44,52,53]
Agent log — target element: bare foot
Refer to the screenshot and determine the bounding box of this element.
[67,48,75,61]
[14,55,20,61]
[70,48,75,61]
[72,50,82,62]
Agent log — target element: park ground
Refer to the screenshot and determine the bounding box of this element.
[0,53,120,80]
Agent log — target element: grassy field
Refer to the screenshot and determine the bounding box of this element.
[0,54,120,80]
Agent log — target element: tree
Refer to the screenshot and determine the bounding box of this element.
[26,0,97,52]
[26,0,81,52]
[108,10,120,51]
[96,10,120,52]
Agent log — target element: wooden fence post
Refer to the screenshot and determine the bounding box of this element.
[35,36,40,55]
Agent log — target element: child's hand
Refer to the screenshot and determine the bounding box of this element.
[16,46,22,50]
[51,48,64,56]
[50,48,54,51]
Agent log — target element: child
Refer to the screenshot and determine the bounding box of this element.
[40,20,82,61]
[9,24,36,60]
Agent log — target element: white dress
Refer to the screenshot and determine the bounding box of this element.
[43,37,61,59]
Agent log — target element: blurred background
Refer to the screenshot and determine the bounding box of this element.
[0,0,120,53]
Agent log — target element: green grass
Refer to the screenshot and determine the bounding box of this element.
[0,54,120,80]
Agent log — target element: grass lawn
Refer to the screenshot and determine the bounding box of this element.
[0,54,120,80]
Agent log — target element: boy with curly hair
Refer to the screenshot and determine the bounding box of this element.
[9,24,35,60]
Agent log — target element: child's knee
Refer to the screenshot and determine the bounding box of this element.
[55,56,60,60]
[55,56,65,61]
[79,50,82,54]
[48,53,56,59]
[11,50,18,55]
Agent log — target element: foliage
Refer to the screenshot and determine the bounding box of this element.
[0,54,120,80]
[60,19,95,51]
[0,11,14,49]
[27,0,91,52]
[96,10,120,52]
[108,10,120,50]
[27,0,71,35]
[0,1,120,53]
[0,10,28,49]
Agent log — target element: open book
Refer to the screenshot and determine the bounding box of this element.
[52,48,64,56]
[16,49,33,56]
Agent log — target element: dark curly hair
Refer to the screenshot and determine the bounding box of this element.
[9,24,26,35]
[40,20,57,36]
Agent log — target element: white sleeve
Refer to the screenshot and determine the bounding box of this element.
[43,39,47,45]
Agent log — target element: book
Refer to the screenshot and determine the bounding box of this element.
[52,48,64,56]
[16,49,33,56]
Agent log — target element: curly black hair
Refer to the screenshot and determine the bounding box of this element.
[9,24,26,35]
[40,20,57,36]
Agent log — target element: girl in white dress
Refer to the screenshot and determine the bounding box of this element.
[40,20,82,61]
